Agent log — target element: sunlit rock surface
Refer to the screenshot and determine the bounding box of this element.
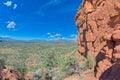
[75,0,120,80]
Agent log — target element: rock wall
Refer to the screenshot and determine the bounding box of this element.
[75,0,120,80]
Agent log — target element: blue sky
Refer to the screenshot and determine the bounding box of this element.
[0,0,82,40]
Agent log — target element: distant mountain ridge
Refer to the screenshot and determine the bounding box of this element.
[0,37,77,43]
[0,37,14,41]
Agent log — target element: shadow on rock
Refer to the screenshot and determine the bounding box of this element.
[100,62,120,80]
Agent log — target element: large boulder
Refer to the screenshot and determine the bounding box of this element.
[0,69,20,80]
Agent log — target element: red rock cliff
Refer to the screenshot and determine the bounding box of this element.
[75,0,120,80]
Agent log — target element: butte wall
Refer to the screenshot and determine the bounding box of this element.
[75,0,120,79]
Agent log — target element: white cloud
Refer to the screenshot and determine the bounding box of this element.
[13,3,17,9]
[50,35,55,38]
[41,0,65,9]
[34,0,66,17]
[46,32,51,35]
[49,33,61,38]
[3,1,12,7]
[7,21,16,29]
[55,33,61,37]
[70,34,77,38]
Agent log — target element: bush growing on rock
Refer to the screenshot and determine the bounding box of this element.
[86,52,96,69]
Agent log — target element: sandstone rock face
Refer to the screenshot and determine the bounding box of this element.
[0,69,20,80]
[75,0,120,80]
[64,74,81,80]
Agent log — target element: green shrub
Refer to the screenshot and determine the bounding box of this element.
[86,52,96,69]
[12,58,27,80]
[0,59,6,70]
[32,74,41,80]
[0,42,78,80]
[74,51,96,72]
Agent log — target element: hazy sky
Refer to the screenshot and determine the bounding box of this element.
[0,0,82,40]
